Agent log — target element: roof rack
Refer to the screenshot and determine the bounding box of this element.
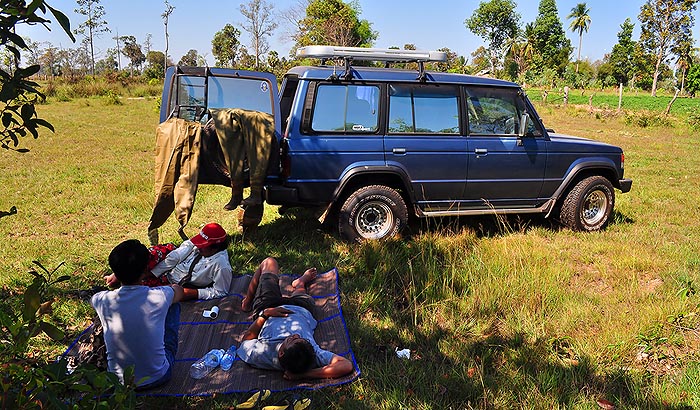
[296,45,447,82]
[297,45,447,63]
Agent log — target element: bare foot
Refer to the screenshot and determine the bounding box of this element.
[292,267,317,288]
[241,296,252,312]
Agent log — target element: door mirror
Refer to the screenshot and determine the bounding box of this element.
[518,113,530,137]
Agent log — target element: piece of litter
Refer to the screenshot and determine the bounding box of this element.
[395,347,410,359]
[203,306,219,319]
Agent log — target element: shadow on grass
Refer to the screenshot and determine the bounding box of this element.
[313,235,680,408]
[406,208,635,240]
[335,317,691,409]
[113,207,658,408]
[227,207,342,273]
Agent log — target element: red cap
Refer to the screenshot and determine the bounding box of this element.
[190,223,227,248]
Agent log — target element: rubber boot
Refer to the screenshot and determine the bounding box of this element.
[224,182,244,211]
[241,186,263,207]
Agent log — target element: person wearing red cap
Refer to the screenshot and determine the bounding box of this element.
[105,223,233,300]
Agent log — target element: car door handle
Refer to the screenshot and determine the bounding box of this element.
[474,148,488,155]
[392,148,406,154]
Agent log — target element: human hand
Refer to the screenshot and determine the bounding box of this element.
[104,273,120,288]
[263,307,293,318]
[241,296,252,312]
[282,370,305,381]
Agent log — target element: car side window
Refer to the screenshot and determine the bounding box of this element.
[311,84,379,132]
[388,84,459,134]
[465,86,540,136]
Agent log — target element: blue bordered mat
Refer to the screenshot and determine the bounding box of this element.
[62,268,360,396]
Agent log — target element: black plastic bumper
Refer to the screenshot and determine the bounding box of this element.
[264,185,299,205]
[619,178,633,193]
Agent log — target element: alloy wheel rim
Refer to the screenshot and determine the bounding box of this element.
[356,201,393,239]
[582,189,608,225]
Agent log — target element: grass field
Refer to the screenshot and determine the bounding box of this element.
[0,94,699,409]
[534,87,698,118]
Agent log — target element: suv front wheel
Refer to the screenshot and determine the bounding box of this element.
[338,185,408,242]
[559,176,615,231]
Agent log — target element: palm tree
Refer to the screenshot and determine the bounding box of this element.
[567,3,591,73]
[505,24,536,80]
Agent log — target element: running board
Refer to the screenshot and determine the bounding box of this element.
[417,199,556,218]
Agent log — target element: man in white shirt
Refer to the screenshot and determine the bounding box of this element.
[105,223,232,300]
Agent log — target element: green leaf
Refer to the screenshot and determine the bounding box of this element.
[20,65,41,77]
[5,45,21,62]
[33,118,54,132]
[21,104,36,121]
[32,260,50,274]
[0,310,15,328]
[39,321,65,341]
[46,5,76,43]
[22,283,41,322]
[5,31,26,50]
[44,357,69,380]
[54,275,71,284]
[71,383,92,392]
[26,121,38,138]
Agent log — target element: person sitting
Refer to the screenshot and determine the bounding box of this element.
[237,257,353,380]
[104,222,233,300]
[91,239,184,389]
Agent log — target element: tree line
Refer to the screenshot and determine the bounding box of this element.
[6,0,700,96]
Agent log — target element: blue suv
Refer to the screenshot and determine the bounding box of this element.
[160,46,632,241]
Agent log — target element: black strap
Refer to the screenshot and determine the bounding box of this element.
[178,253,202,287]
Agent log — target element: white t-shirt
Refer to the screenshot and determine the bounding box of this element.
[91,285,174,386]
[150,240,232,299]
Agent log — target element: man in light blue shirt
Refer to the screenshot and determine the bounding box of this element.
[237,257,352,380]
[92,239,184,389]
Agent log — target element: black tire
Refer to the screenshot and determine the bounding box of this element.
[338,185,408,242]
[559,176,615,231]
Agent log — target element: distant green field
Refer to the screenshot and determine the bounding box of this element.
[528,89,698,117]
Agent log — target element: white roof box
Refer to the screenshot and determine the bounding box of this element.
[297,45,447,63]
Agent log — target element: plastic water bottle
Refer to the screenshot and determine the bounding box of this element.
[189,349,225,379]
[220,345,237,371]
[205,349,224,367]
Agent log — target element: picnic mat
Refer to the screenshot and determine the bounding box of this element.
[63,268,360,397]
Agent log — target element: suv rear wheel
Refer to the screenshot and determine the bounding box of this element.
[559,176,615,231]
[338,185,408,242]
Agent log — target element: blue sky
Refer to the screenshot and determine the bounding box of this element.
[16,0,700,67]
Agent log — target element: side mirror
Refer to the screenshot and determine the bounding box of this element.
[518,113,530,137]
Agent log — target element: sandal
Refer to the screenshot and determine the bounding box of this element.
[261,396,311,410]
[234,389,271,409]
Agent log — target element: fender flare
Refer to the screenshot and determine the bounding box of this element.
[551,158,620,204]
[331,163,414,204]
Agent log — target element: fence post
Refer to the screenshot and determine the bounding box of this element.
[564,86,569,106]
[617,83,623,112]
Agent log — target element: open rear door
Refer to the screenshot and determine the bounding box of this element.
[159,66,281,186]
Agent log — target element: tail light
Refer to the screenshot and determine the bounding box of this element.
[621,153,625,170]
[281,138,291,178]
